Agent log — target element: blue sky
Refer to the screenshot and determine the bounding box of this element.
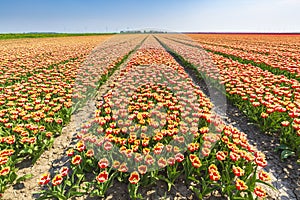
[0,0,299,33]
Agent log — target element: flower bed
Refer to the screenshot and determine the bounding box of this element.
[187,34,300,77]
[157,35,300,159]
[0,35,146,196]
[38,36,273,200]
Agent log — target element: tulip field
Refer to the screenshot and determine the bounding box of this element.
[0,33,299,199]
[0,35,111,194]
[162,34,300,158]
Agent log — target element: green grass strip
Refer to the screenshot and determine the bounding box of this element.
[0,33,115,40]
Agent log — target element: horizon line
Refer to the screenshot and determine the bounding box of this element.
[1,31,300,35]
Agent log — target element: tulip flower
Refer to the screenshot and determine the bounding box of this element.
[38,173,51,185]
[96,170,109,183]
[129,171,140,184]
[235,179,248,191]
[52,174,63,186]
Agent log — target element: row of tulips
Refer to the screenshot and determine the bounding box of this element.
[0,54,97,197]
[174,34,300,79]
[38,35,273,200]
[0,35,147,196]
[0,37,112,196]
[157,35,300,158]
[188,34,300,68]
[0,36,112,86]
[187,34,300,60]
[72,35,147,110]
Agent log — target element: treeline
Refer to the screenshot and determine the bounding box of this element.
[120,30,168,34]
